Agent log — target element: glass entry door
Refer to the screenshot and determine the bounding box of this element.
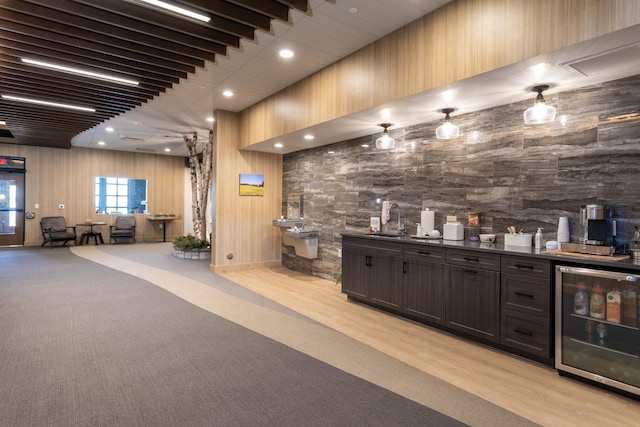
[0,172,25,246]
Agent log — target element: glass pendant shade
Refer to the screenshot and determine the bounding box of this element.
[523,85,556,125]
[375,124,395,149]
[435,109,460,140]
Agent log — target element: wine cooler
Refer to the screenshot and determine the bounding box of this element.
[555,265,640,396]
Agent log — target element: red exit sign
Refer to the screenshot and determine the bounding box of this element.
[0,156,25,170]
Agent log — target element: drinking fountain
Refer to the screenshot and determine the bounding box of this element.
[272,193,318,259]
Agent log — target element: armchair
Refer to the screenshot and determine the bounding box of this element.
[40,216,77,247]
[109,215,136,244]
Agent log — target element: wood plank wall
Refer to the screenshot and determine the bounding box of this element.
[238,0,640,148]
[210,110,283,272]
[0,144,185,245]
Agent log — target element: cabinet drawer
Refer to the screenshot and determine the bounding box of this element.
[446,248,500,271]
[404,243,446,262]
[342,236,403,256]
[500,309,551,359]
[501,274,551,316]
[501,255,551,280]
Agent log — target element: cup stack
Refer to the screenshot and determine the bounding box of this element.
[557,217,570,243]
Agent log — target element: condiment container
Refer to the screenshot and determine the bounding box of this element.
[443,222,464,241]
[504,233,532,247]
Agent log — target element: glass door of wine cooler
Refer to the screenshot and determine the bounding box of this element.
[555,266,640,396]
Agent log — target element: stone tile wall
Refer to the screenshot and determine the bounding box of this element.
[282,75,640,280]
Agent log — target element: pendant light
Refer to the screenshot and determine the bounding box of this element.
[375,123,395,149]
[435,108,460,140]
[523,85,556,125]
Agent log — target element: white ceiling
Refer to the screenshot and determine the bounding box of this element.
[72,0,640,157]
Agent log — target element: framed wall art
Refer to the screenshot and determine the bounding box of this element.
[239,173,264,196]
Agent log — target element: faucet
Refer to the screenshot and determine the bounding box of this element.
[388,203,404,234]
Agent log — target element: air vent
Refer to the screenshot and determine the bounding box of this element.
[135,147,156,153]
[120,135,145,142]
[564,43,640,77]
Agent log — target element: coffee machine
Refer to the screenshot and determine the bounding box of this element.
[580,204,610,245]
[562,204,618,255]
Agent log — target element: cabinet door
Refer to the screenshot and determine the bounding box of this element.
[446,264,500,342]
[368,254,403,310]
[404,259,445,324]
[342,247,369,300]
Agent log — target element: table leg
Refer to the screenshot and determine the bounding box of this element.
[162,220,167,242]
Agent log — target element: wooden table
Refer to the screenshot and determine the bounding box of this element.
[146,215,181,242]
[76,222,106,245]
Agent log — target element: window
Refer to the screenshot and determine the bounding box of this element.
[95,177,147,214]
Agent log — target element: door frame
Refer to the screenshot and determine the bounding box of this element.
[0,160,26,246]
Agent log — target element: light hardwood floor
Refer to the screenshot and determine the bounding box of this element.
[219,266,640,427]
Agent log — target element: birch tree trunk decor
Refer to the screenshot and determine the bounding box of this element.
[183,131,213,242]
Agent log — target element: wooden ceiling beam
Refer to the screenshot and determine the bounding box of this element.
[0,72,155,104]
[226,0,291,21]
[179,0,272,30]
[0,35,189,82]
[71,0,242,48]
[275,0,310,14]
[0,59,163,97]
[28,0,240,51]
[0,1,219,60]
[0,19,197,74]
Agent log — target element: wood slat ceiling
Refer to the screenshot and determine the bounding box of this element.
[0,0,311,149]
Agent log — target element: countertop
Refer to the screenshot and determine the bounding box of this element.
[341,233,640,272]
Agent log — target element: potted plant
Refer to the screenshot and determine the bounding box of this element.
[172,234,210,259]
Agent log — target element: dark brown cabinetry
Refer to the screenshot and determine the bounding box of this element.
[341,236,403,310]
[445,250,501,342]
[500,255,552,360]
[341,235,554,364]
[403,244,446,324]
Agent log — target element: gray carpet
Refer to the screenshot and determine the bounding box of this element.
[0,247,467,426]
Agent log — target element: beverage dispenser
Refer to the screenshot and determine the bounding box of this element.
[580,204,611,246]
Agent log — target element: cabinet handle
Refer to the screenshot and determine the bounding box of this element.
[514,291,535,298]
[461,268,478,274]
[514,263,534,270]
[365,255,371,267]
[514,328,534,336]
[417,251,431,256]
[403,261,407,274]
[463,257,479,262]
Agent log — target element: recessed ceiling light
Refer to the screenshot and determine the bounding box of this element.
[304,134,314,140]
[164,148,171,152]
[22,58,139,86]
[274,143,283,148]
[223,90,234,97]
[207,116,215,122]
[105,126,114,132]
[1,94,95,112]
[361,143,370,148]
[328,150,335,154]
[279,49,294,59]
[98,141,105,145]
[139,0,210,22]
[348,7,359,13]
